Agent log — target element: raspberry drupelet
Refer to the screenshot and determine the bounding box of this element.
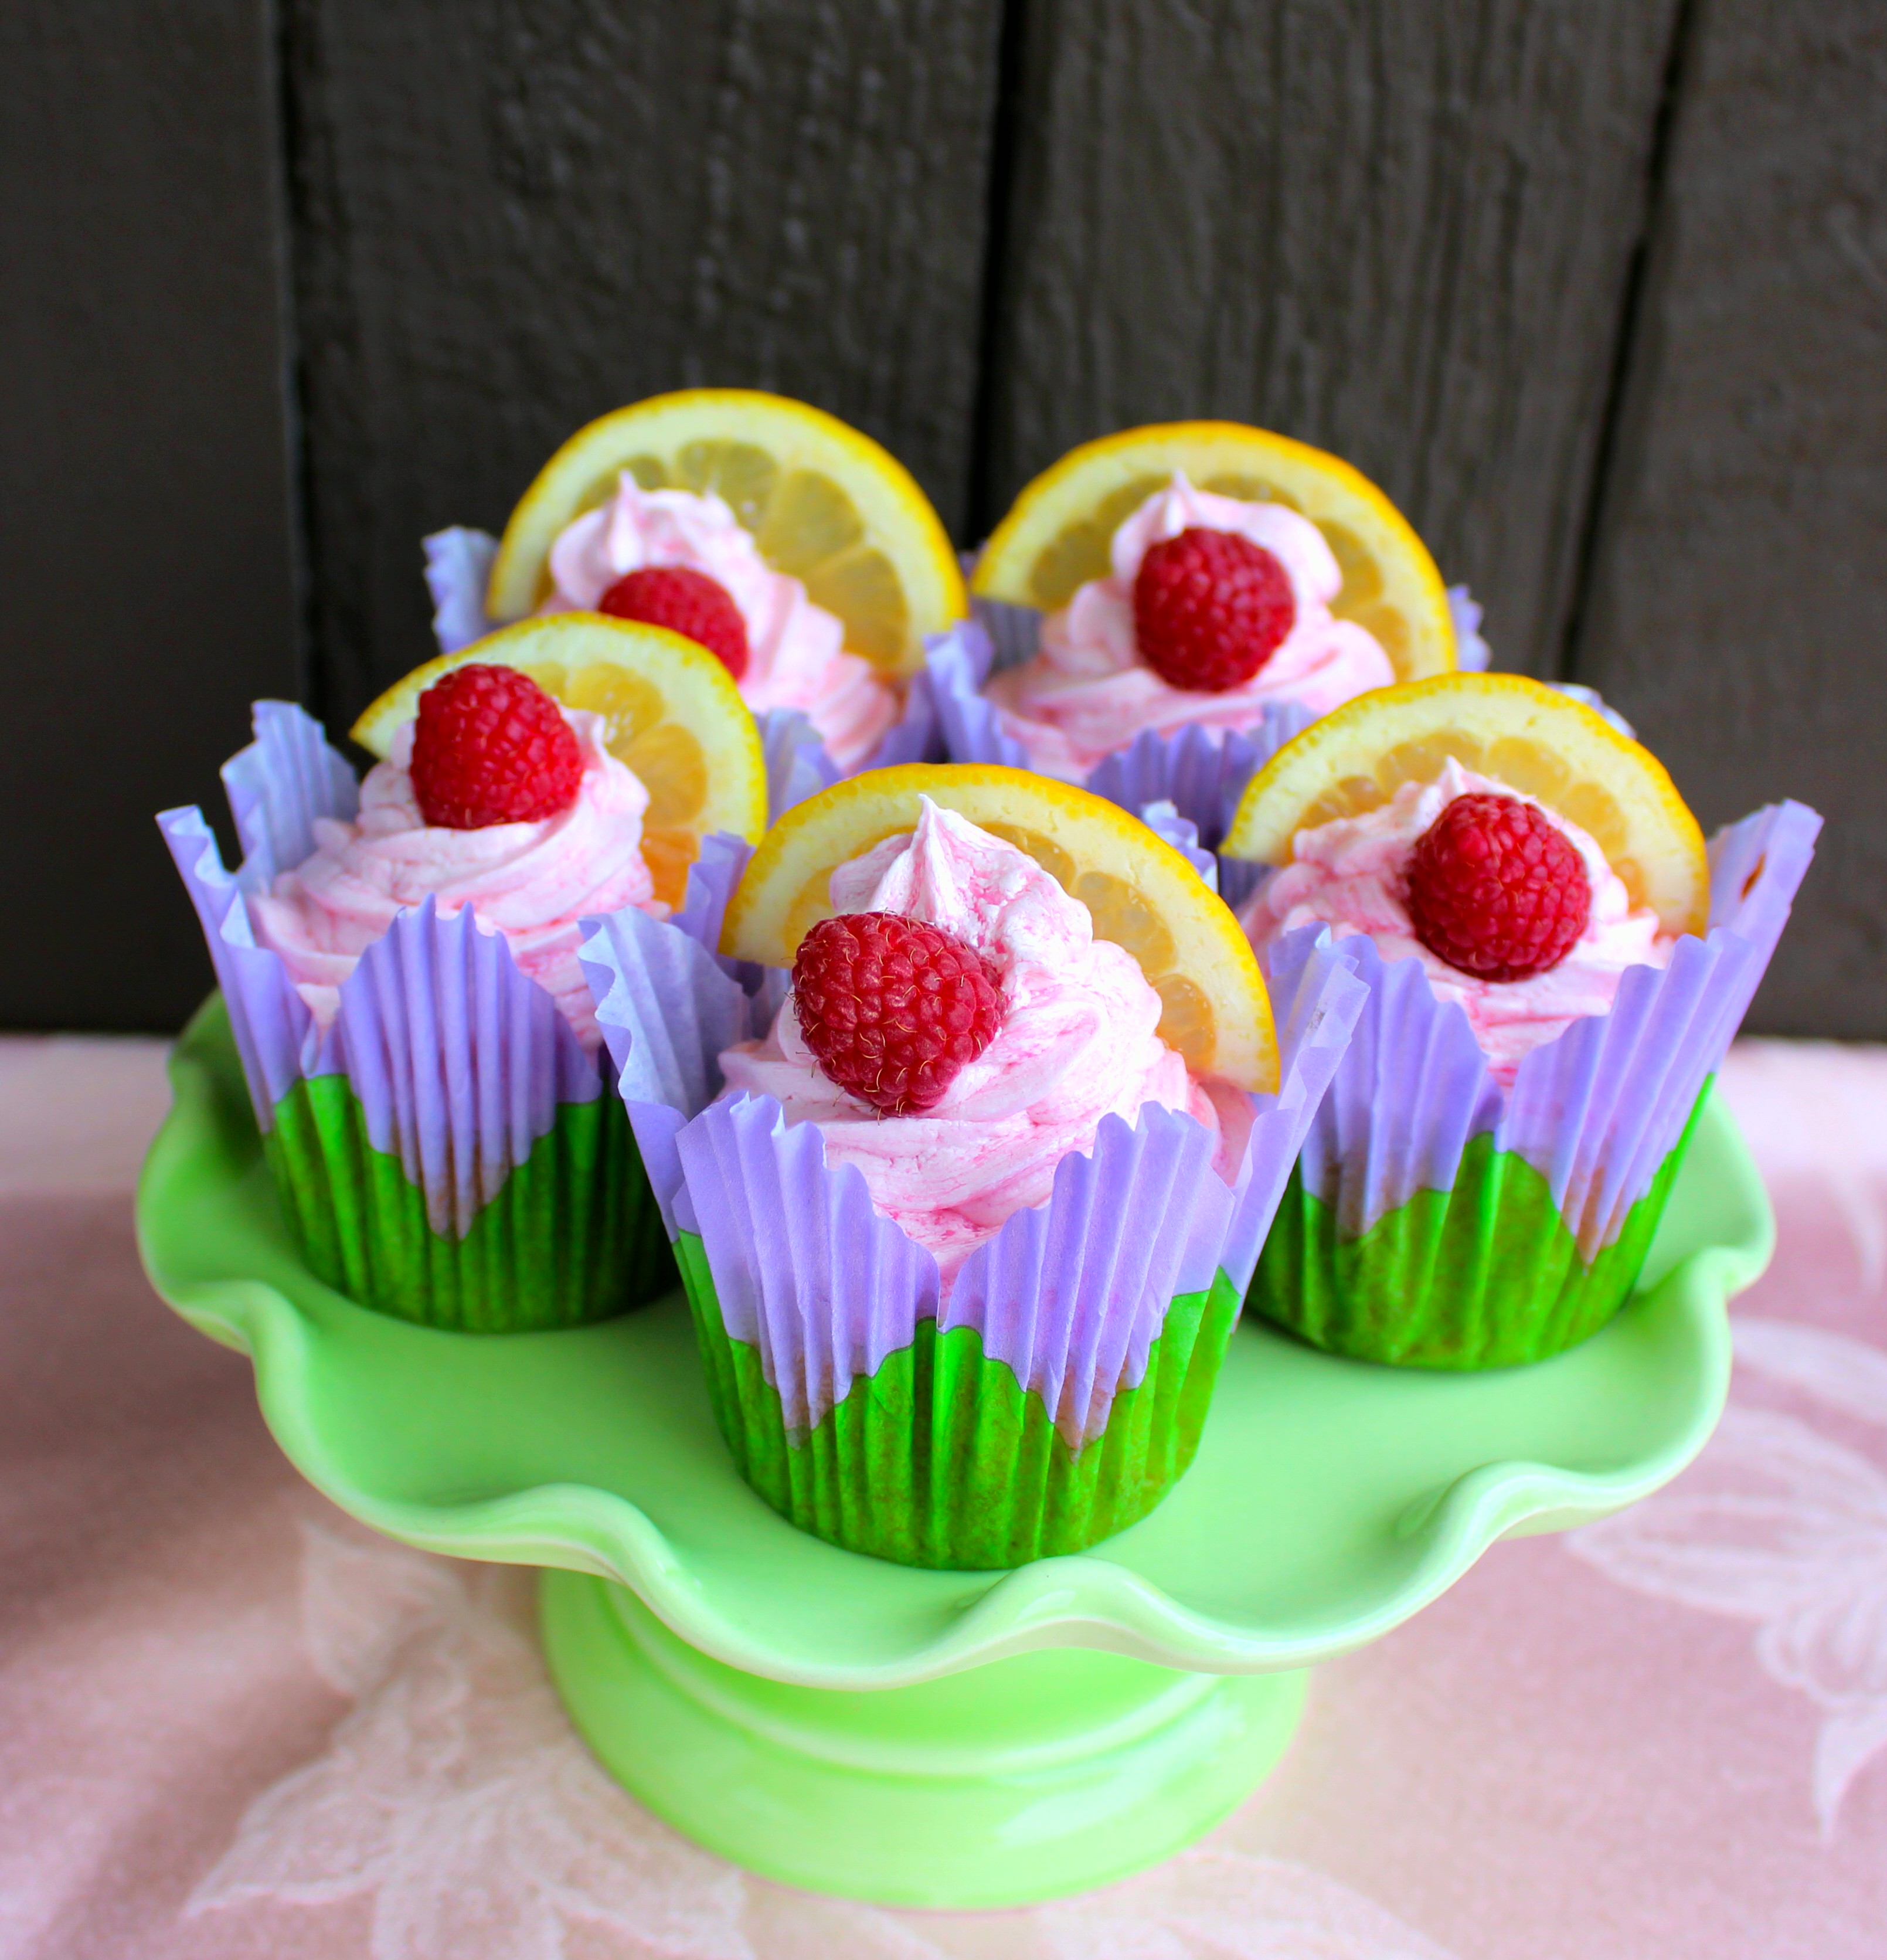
[791,911,1006,1116]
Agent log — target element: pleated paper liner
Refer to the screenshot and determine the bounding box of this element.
[263,1066,665,1331]
[582,903,1365,1568]
[1251,1088,1707,1369]
[1247,800,1821,1370]
[159,701,678,1331]
[684,1237,1242,1569]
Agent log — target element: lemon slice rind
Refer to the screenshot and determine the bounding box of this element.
[723,763,1277,1093]
[1222,672,1709,937]
[973,420,1454,683]
[486,389,965,677]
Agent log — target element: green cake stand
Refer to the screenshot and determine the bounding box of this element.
[137,1000,1770,1910]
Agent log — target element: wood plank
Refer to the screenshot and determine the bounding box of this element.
[977,0,1681,675]
[1570,0,1887,1037]
[284,0,1005,724]
[0,1,301,1031]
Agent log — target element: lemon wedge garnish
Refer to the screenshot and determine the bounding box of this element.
[484,389,964,677]
[723,763,1277,1092]
[349,614,768,911]
[1222,672,1709,936]
[973,420,1454,683]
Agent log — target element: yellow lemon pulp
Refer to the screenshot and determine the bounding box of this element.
[348,614,769,912]
[722,763,1277,1093]
[972,420,1454,683]
[1222,672,1709,936]
[485,389,965,677]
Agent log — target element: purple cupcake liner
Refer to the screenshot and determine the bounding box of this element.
[1272,799,1821,1258]
[158,701,688,1239]
[751,709,838,816]
[925,617,1030,770]
[580,916,1363,1445]
[1134,802,1219,888]
[577,904,764,1245]
[1084,712,1318,850]
[859,665,945,773]
[668,832,752,959]
[161,699,362,1120]
[664,833,791,1028]
[969,593,1042,672]
[424,527,499,655]
[1447,586,1490,671]
[162,804,319,1122]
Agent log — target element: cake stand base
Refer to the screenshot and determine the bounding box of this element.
[540,1569,1307,1910]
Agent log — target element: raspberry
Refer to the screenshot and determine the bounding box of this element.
[598,566,750,681]
[1405,793,1592,981]
[1132,526,1297,694]
[409,663,584,830]
[791,912,1005,1116]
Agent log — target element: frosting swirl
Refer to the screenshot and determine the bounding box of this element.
[718,800,1240,1290]
[247,711,658,1050]
[1239,759,1671,1085]
[546,480,900,769]
[986,473,1396,780]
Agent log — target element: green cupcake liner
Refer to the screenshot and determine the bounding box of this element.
[678,1232,1242,1568]
[1248,1087,1710,1369]
[263,1072,676,1331]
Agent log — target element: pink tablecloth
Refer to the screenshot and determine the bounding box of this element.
[2,1034,1882,1959]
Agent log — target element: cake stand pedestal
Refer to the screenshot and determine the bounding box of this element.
[543,1573,1305,1905]
[137,1000,1770,1909]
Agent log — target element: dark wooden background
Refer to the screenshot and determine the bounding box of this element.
[6,0,1883,1035]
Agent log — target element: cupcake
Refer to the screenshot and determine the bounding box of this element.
[1222,672,1820,1368]
[932,422,1457,853]
[159,614,768,1331]
[423,389,967,780]
[579,765,1365,1568]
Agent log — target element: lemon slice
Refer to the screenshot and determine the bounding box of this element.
[349,613,769,911]
[973,420,1454,682]
[484,389,965,677]
[722,763,1277,1092]
[1222,672,1708,936]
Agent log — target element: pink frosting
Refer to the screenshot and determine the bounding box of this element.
[986,473,1398,781]
[546,480,900,769]
[1239,759,1672,1085]
[718,800,1242,1290]
[247,711,659,1051]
